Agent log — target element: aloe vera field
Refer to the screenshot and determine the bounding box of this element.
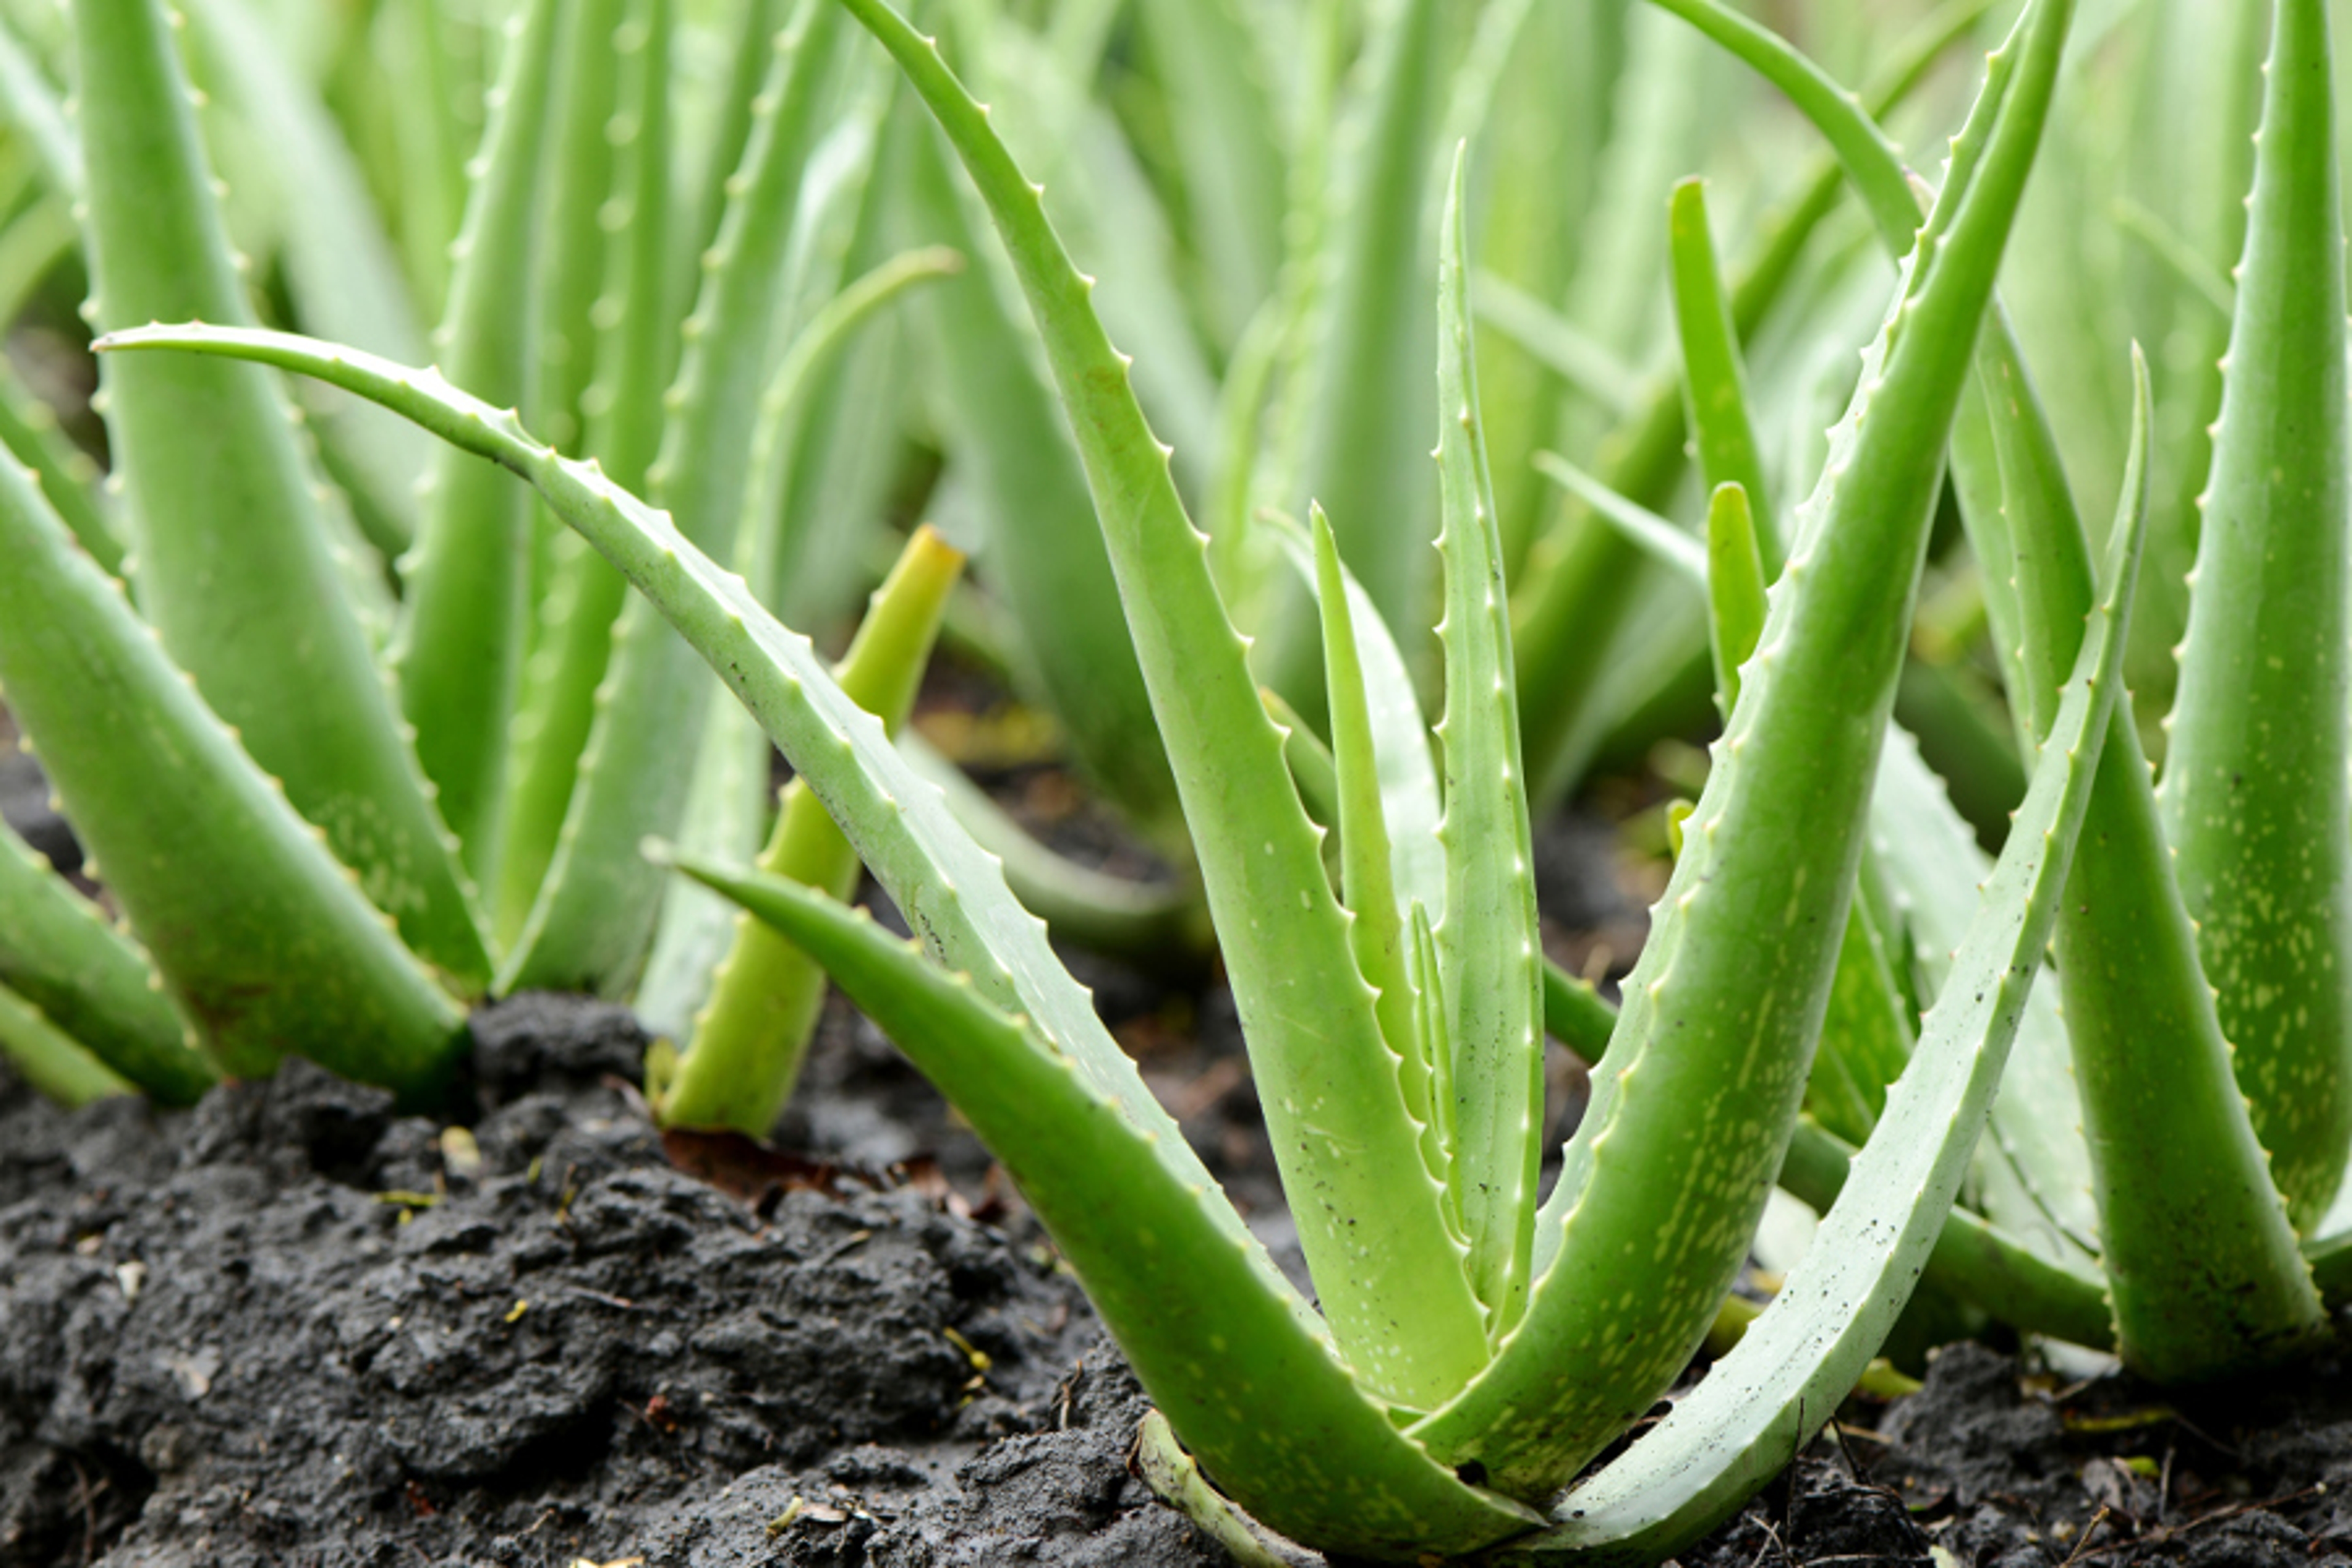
[14,0,2352,1563]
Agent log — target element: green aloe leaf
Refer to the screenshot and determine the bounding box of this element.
[491,0,674,948]
[391,0,560,890]
[1668,179,1777,565]
[179,0,431,557]
[2158,0,2352,1233]
[502,0,846,994]
[895,91,1182,843]
[0,445,465,1099]
[72,0,487,992]
[665,856,1544,1558]
[0,822,213,1105]
[0,979,131,1107]
[1431,146,1544,1333]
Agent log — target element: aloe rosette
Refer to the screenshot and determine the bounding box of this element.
[1611,0,2352,1389]
[0,0,960,1119]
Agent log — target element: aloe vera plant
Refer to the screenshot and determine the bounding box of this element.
[86,0,2124,1553]
[0,0,961,1117]
[1547,0,2352,1395]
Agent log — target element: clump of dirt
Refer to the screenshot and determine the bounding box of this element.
[1686,1338,2352,1567]
[0,997,1221,1567]
[16,991,2352,1567]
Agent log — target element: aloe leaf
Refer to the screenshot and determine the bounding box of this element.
[668,856,1542,1558]
[1278,0,1444,666]
[0,979,131,1107]
[663,526,964,1136]
[0,823,212,1104]
[2157,0,2352,1233]
[1516,453,2139,1564]
[530,0,625,457]
[0,364,117,575]
[1428,148,1544,1332]
[1305,506,1434,1167]
[0,20,75,197]
[1265,514,1445,919]
[178,0,431,557]
[1129,0,1283,356]
[1540,961,1616,1062]
[1413,0,2072,1496]
[836,0,1492,1407]
[1703,483,1768,716]
[503,0,846,994]
[895,96,1182,842]
[679,0,788,320]
[390,0,559,890]
[0,447,465,1098]
[71,0,488,992]
[491,0,673,947]
[1668,178,1777,565]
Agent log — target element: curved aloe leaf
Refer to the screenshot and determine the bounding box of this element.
[0,822,212,1104]
[1130,0,1284,356]
[832,0,1490,1408]
[666,856,1543,1558]
[92,322,1544,1558]
[1412,0,2071,1496]
[2158,0,2352,1232]
[0,447,465,1099]
[1512,410,2140,1564]
[72,0,487,992]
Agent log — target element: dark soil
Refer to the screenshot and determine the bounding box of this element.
[16,721,2352,1568]
[13,995,2352,1567]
